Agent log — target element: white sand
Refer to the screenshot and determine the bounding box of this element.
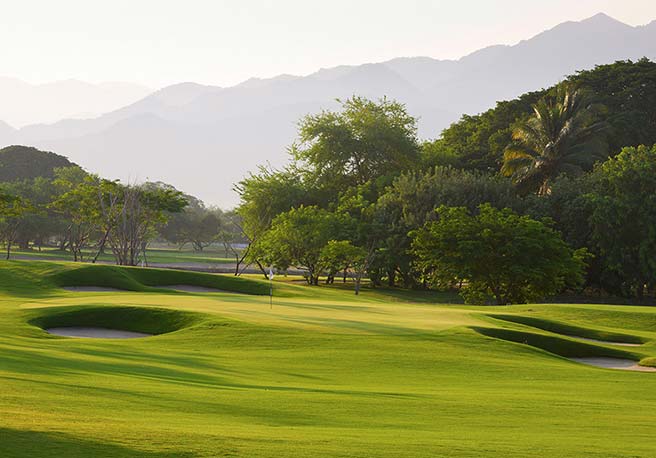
[571,357,656,372]
[157,285,232,293]
[566,335,642,347]
[46,327,151,339]
[62,286,125,292]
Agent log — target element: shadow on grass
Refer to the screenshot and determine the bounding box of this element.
[0,428,197,458]
[471,326,641,360]
[488,314,646,344]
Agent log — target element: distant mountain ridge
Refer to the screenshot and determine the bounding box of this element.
[0,78,151,128]
[0,13,654,207]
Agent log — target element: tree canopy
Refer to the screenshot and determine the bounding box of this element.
[293,96,420,194]
[412,205,586,304]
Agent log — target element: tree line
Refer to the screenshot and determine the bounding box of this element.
[234,59,656,303]
[0,162,244,266]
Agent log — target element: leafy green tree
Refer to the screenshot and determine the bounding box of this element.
[572,59,656,154]
[433,60,656,175]
[159,194,221,251]
[0,177,64,250]
[107,183,186,266]
[293,96,420,195]
[0,190,32,259]
[432,90,544,171]
[235,166,317,274]
[252,206,352,285]
[502,85,608,195]
[588,145,656,298]
[369,167,521,288]
[411,204,586,304]
[216,210,250,275]
[524,174,603,290]
[51,171,109,262]
[318,240,369,294]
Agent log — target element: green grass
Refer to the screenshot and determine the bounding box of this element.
[1,261,656,457]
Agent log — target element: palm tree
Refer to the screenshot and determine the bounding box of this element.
[502,85,607,195]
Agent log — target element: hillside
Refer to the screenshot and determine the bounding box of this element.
[1,13,655,206]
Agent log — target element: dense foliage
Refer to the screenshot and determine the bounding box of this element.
[0,145,75,182]
[411,205,586,304]
[234,60,656,302]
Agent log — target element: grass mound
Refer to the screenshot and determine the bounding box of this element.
[488,314,646,344]
[50,264,269,295]
[640,357,656,368]
[471,326,640,360]
[27,305,203,336]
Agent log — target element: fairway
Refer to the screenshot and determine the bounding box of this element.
[1,261,655,457]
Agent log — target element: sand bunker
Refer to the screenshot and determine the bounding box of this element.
[46,327,151,339]
[571,357,656,372]
[567,336,642,347]
[157,285,230,293]
[62,286,125,292]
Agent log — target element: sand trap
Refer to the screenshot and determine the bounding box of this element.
[46,327,151,339]
[567,335,642,347]
[157,285,232,293]
[571,357,656,372]
[62,286,125,292]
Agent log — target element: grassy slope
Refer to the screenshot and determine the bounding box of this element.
[0,261,655,457]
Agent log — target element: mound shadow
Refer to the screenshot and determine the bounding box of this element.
[27,306,201,338]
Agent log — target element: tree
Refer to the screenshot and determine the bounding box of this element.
[318,240,369,294]
[293,96,420,194]
[1,177,63,251]
[51,170,111,262]
[159,194,221,251]
[572,59,656,155]
[235,166,316,275]
[502,85,608,195]
[252,206,352,285]
[216,211,250,276]
[411,204,586,305]
[369,167,521,288]
[107,183,186,266]
[431,90,543,171]
[588,145,656,298]
[0,189,32,259]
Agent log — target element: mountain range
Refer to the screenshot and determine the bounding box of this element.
[0,79,151,128]
[0,13,654,207]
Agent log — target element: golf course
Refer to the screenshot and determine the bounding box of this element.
[1,261,655,458]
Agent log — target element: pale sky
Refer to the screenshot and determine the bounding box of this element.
[2,0,656,89]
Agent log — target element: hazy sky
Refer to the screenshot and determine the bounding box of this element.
[2,0,655,89]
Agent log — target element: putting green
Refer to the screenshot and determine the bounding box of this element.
[1,261,655,457]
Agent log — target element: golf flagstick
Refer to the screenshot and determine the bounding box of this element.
[268,267,274,309]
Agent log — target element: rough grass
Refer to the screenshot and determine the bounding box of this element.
[1,261,656,458]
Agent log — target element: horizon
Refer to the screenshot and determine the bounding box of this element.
[1,1,655,89]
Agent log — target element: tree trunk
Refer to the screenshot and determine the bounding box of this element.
[92,228,111,264]
[387,269,395,287]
